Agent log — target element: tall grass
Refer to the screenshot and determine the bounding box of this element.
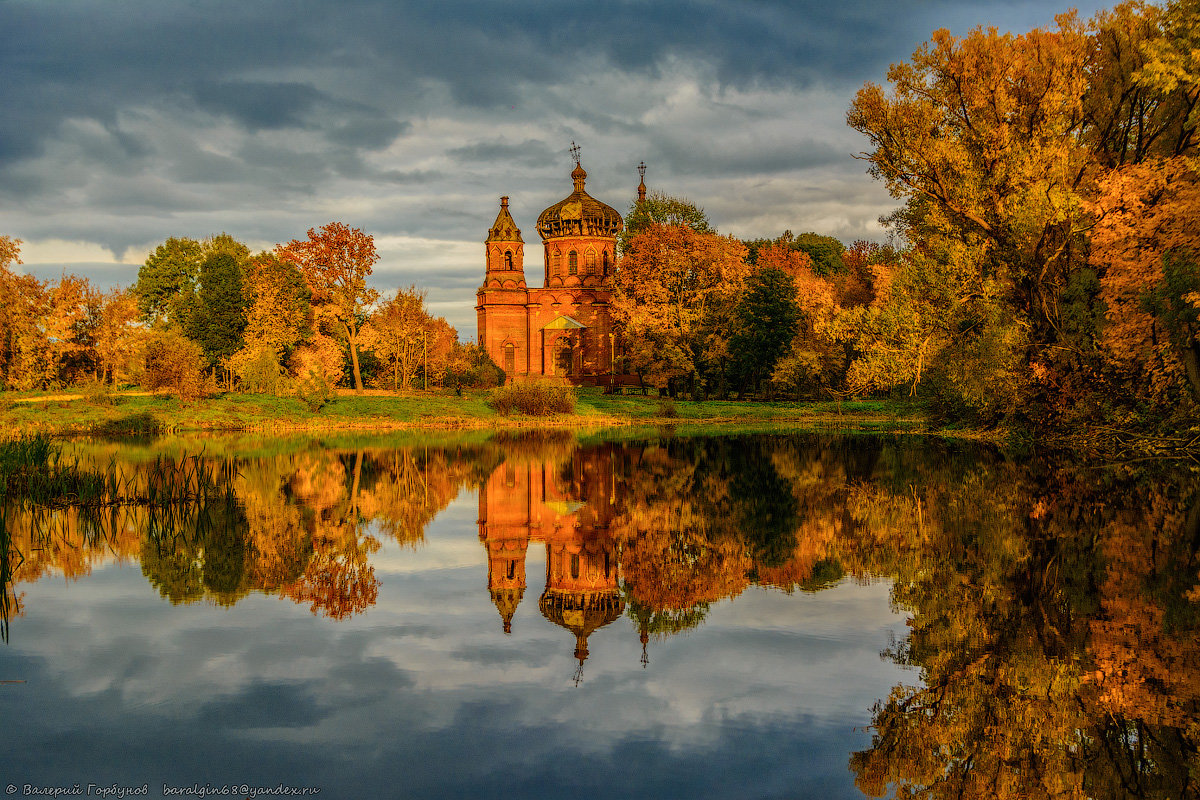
[1,433,232,509]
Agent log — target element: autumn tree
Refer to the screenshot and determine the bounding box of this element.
[241,252,312,357]
[1090,159,1200,407]
[361,286,432,391]
[278,222,379,393]
[224,252,311,394]
[0,237,42,389]
[45,274,104,385]
[92,287,142,385]
[612,222,748,393]
[0,240,51,391]
[845,4,1200,427]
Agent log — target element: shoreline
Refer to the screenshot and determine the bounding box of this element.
[2,387,958,439]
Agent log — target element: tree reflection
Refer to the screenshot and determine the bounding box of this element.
[2,432,1197,792]
[846,460,1200,799]
[1,442,494,625]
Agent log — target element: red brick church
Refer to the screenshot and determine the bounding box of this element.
[476,151,644,384]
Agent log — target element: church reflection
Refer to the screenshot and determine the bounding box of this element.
[478,444,624,680]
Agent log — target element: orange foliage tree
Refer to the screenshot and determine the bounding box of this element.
[1090,159,1200,406]
[360,286,456,391]
[612,223,748,392]
[278,222,379,392]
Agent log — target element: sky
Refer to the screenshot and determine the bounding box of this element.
[1,0,1113,336]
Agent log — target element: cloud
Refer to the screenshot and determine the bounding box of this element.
[0,0,1115,336]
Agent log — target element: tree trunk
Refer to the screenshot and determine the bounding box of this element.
[346,322,364,393]
[1179,340,1200,407]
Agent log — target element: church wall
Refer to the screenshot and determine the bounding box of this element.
[542,235,616,289]
[477,288,531,377]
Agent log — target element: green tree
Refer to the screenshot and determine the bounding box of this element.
[620,191,712,252]
[729,267,800,394]
[134,234,249,329]
[188,251,248,375]
[134,237,203,325]
[791,232,846,276]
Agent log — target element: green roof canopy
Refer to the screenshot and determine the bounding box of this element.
[542,315,587,330]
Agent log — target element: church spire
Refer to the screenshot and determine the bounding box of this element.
[637,161,647,202]
[486,195,523,243]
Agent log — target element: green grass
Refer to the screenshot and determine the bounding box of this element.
[0,386,938,437]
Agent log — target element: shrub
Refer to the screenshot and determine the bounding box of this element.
[656,398,679,418]
[487,380,575,416]
[142,330,209,403]
[229,345,290,395]
[444,343,504,390]
[81,378,117,407]
[297,369,336,412]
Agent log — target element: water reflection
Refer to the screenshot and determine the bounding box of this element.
[2,432,1199,798]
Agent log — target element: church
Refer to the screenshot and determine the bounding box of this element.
[476,150,645,384]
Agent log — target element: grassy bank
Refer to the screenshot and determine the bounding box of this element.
[0,386,943,438]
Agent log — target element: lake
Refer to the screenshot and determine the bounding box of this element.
[2,430,1197,799]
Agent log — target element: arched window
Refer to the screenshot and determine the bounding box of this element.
[585,250,596,275]
[602,250,610,275]
[504,250,513,269]
[570,554,580,579]
[504,343,515,374]
[552,251,561,276]
[568,250,578,275]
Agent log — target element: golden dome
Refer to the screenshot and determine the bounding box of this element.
[539,587,625,666]
[536,163,623,240]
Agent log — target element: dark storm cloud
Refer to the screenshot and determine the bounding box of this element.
[2,0,1114,294]
[0,0,1015,173]
[448,139,555,167]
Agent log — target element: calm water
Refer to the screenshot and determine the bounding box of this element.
[2,432,1197,799]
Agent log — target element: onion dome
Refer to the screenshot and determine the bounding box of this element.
[539,588,625,682]
[536,163,623,240]
[486,196,523,243]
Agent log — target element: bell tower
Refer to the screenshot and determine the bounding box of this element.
[477,196,530,378]
[483,196,525,284]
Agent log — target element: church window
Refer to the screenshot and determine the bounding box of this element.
[552,251,561,276]
[504,250,513,269]
[585,250,596,274]
[570,554,580,579]
[504,343,515,374]
[568,250,578,275]
[507,560,516,580]
[602,250,610,275]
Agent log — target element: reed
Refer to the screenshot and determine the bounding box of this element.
[0,508,17,644]
[1,433,233,509]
